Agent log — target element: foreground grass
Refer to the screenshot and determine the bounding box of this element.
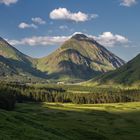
[0,102,140,140]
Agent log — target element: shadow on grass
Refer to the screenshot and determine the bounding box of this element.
[0,102,140,140]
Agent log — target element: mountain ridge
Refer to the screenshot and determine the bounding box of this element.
[87,53,140,85]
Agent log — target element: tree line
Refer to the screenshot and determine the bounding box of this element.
[0,83,140,110]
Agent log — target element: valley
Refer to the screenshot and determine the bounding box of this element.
[0,1,140,140]
[0,33,140,140]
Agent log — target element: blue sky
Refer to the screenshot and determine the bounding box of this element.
[0,0,139,61]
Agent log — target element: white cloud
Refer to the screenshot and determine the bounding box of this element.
[18,18,45,30]
[8,36,70,46]
[59,25,68,30]
[0,0,18,5]
[92,32,129,47]
[31,17,46,25]
[50,8,98,22]
[18,22,37,29]
[120,0,137,7]
[8,32,130,48]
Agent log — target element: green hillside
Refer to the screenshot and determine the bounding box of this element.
[0,37,47,82]
[88,54,140,85]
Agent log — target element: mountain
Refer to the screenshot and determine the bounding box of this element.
[0,34,126,83]
[0,37,47,82]
[88,54,140,85]
[37,33,125,82]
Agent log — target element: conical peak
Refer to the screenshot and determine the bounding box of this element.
[71,33,88,40]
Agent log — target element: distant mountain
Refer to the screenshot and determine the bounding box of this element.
[0,37,47,82]
[37,33,125,82]
[88,54,140,85]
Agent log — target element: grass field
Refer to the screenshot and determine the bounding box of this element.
[0,102,140,140]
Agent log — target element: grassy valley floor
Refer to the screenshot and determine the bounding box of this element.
[0,102,140,140]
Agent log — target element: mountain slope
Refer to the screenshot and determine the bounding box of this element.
[37,34,125,82]
[88,54,140,85]
[0,37,47,81]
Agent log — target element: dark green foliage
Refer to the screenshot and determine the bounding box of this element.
[1,83,140,106]
[0,85,16,110]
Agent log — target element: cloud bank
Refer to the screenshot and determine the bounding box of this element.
[8,32,129,48]
[92,32,129,47]
[9,36,70,46]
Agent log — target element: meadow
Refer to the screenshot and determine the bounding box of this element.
[0,102,140,140]
[0,83,140,140]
